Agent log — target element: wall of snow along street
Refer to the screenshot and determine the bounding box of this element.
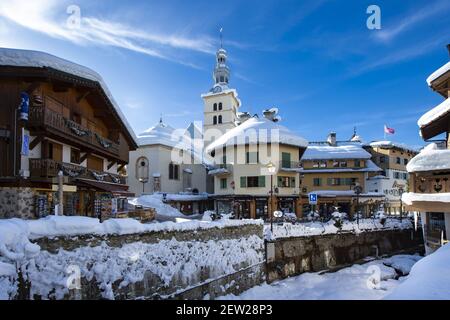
[0,216,264,300]
[265,224,423,283]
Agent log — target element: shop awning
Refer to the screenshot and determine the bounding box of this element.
[76,179,135,197]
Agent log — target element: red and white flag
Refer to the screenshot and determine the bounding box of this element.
[384,125,395,135]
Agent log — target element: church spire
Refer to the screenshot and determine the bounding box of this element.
[212,28,230,88]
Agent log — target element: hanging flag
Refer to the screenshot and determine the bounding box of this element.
[384,125,395,134]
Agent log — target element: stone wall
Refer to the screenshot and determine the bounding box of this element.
[22,223,265,300]
[0,187,34,219]
[266,229,424,283]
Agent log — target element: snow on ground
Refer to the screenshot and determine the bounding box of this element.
[267,218,413,239]
[219,254,422,300]
[387,244,450,300]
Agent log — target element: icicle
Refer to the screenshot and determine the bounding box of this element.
[414,211,418,231]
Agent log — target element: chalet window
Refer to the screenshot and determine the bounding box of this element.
[281,152,291,168]
[313,178,322,186]
[327,178,340,186]
[319,161,327,168]
[168,163,180,180]
[213,103,217,111]
[394,171,401,179]
[354,160,361,168]
[213,116,217,125]
[87,155,103,171]
[332,161,339,168]
[403,172,408,180]
[404,158,408,165]
[241,176,265,188]
[47,142,62,162]
[313,162,319,168]
[246,152,258,164]
[219,102,223,110]
[278,176,295,188]
[220,178,227,189]
[340,161,347,167]
[396,157,401,164]
[71,148,81,164]
[218,115,223,124]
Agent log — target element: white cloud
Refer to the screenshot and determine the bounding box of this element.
[375,1,450,42]
[0,0,216,67]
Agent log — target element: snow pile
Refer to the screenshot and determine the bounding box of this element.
[383,255,422,276]
[418,98,450,129]
[268,218,413,239]
[406,143,450,173]
[426,61,450,86]
[219,254,422,300]
[205,117,308,153]
[302,144,371,160]
[26,234,264,300]
[129,194,187,217]
[387,244,450,300]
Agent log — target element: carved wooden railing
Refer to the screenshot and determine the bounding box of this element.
[411,173,450,194]
[29,158,125,185]
[28,106,119,155]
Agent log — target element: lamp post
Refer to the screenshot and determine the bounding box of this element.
[138,178,148,194]
[353,182,362,226]
[398,186,404,222]
[267,162,277,233]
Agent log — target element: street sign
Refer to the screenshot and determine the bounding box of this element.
[309,193,318,205]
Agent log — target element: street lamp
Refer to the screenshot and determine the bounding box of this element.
[138,178,148,194]
[353,182,363,226]
[398,186,404,222]
[267,161,277,233]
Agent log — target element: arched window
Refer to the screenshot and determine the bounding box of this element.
[135,157,149,181]
[213,103,217,111]
[213,116,217,125]
[218,115,222,124]
[218,102,223,110]
[220,76,224,83]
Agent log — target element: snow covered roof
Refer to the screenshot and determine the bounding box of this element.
[0,47,138,145]
[402,192,450,206]
[406,143,450,173]
[204,117,308,153]
[300,160,381,173]
[417,98,450,128]
[368,140,419,153]
[302,144,371,160]
[426,61,450,86]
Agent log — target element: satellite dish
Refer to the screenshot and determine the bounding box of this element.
[273,211,283,218]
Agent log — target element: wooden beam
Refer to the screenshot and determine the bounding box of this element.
[80,152,90,164]
[29,135,43,151]
[107,160,116,170]
[25,82,41,94]
[76,90,91,103]
[117,163,125,172]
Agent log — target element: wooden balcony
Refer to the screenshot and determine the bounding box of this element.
[411,173,450,194]
[28,106,120,158]
[29,158,126,185]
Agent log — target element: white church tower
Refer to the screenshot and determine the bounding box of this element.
[201,42,241,146]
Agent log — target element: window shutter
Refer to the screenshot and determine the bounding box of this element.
[259,176,266,187]
[290,177,295,187]
[277,176,283,187]
[240,176,247,188]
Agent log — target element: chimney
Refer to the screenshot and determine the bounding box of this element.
[447,44,450,58]
[327,132,337,146]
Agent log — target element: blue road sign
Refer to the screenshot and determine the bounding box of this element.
[309,193,318,205]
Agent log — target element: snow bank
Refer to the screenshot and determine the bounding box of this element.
[268,218,412,239]
[386,244,450,299]
[220,255,421,300]
[406,143,450,173]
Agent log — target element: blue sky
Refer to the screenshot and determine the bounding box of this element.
[0,0,449,148]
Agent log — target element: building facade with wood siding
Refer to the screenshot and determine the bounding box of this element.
[0,48,138,219]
